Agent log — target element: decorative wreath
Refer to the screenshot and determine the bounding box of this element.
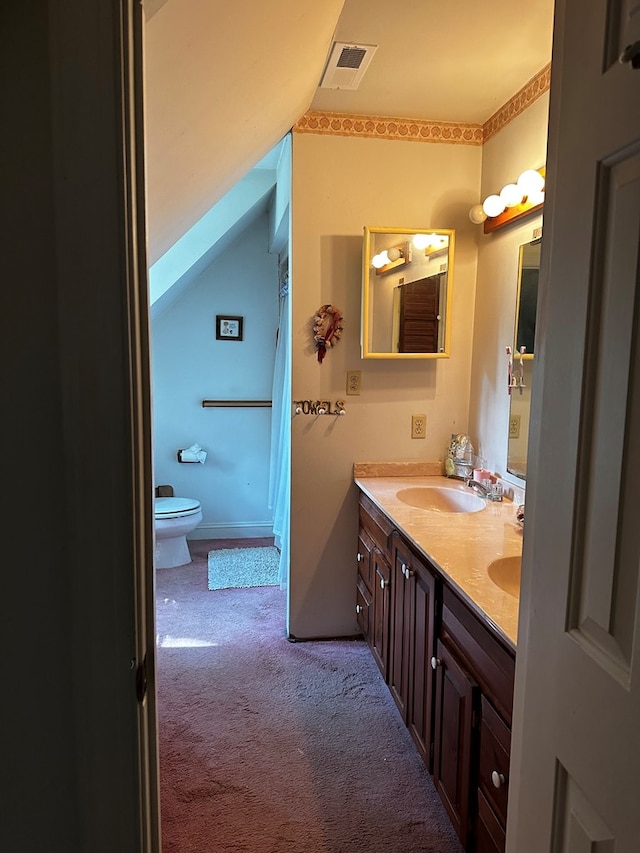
[313,304,344,363]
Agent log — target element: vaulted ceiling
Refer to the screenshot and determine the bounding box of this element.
[143,0,554,266]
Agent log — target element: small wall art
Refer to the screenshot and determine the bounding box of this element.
[216,315,244,341]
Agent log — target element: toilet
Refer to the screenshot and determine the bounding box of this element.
[154,496,203,569]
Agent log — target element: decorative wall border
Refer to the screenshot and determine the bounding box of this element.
[482,63,551,142]
[293,63,551,146]
[294,112,483,146]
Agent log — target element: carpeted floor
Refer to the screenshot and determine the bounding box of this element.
[156,539,463,853]
[207,545,280,590]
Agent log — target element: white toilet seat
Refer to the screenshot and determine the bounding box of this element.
[155,497,201,519]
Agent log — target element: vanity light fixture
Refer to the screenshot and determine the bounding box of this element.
[372,241,411,275]
[469,167,545,234]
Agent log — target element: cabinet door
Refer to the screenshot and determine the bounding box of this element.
[356,577,372,640]
[477,696,510,831]
[476,789,505,853]
[433,638,479,848]
[371,549,391,681]
[389,547,411,720]
[407,563,437,770]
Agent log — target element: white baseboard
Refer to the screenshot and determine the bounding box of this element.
[189,521,274,540]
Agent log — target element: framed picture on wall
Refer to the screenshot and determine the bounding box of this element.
[216,315,244,341]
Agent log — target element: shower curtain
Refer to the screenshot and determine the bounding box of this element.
[268,272,290,588]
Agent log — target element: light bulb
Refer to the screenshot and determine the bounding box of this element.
[371,253,385,269]
[517,169,545,197]
[527,189,545,207]
[500,183,523,207]
[468,203,487,224]
[413,233,430,249]
[482,194,506,218]
[387,247,401,262]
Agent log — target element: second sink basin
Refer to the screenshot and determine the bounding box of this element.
[487,555,522,597]
[395,486,486,513]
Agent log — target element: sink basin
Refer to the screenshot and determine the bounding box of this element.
[487,556,522,597]
[395,486,486,513]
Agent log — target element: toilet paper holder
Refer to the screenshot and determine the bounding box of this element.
[176,443,207,464]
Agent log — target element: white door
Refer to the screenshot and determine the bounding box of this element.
[508,0,640,850]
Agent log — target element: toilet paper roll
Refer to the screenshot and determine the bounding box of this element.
[177,443,207,464]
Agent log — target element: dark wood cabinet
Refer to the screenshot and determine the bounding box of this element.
[371,549,392,679]
[389,532,438,769]
[356,494,394,681]
[433,638,479,847]
[437,586,515,852]
[356,490,516,853]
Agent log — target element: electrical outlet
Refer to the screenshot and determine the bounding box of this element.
[411,414,426,439]
[346,370,361,395]
[509,414,521,438]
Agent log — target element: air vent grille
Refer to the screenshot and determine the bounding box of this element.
[337,47,367,69]
[319,42,378,90]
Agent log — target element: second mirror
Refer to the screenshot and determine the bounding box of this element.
[362,227,454,359]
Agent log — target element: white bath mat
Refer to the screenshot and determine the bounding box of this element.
[207,546,280,591]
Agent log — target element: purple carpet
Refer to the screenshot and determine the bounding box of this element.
[156,539,463,853]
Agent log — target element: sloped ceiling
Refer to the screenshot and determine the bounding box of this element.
[143,0,346,265]
[143,0,554,271]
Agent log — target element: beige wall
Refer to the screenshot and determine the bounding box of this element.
[468,94,549,478]
[290,133,482,638]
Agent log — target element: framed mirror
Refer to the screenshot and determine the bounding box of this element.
[507,237,541,480]
[361,226,454,359]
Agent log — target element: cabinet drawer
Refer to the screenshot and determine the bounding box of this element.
[357,528,375,592]
[441,585,515,724]
[478,696,510,825]
[359,493,394,557]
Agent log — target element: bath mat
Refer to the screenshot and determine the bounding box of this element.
[207,546,280,591]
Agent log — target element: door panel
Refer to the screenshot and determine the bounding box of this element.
[508,0,640,850]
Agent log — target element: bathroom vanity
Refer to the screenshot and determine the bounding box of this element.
[354,472,522,853]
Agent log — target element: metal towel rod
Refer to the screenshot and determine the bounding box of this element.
[202,400,272,408]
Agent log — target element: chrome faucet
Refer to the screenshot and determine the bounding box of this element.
[465,477,504,501]
[465,477,491,497]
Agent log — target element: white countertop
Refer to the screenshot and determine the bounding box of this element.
[354,474,523,650]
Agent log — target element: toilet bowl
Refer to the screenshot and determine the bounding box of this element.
[154,496,203,569]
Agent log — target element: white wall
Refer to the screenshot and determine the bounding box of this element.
[151,213,279,538]
[468,95,549,480]
[290,132,482,638]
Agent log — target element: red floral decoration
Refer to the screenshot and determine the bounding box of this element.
[313,304,344,363]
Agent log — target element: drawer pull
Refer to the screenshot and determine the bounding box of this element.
[431,656,441,670]
[491,771,506,789]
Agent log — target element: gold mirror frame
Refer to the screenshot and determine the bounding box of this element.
[361,226,455,359]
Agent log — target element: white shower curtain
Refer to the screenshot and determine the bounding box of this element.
[269,272,291,588]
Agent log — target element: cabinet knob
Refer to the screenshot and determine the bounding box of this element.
[431,656,441,670]
[380,577,389,590]
[356,604,363,614]
[356,552,362,562]
[401,563,407,577]
[491,771,506,789]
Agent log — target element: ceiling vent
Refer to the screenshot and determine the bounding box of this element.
[319,42,378,90]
